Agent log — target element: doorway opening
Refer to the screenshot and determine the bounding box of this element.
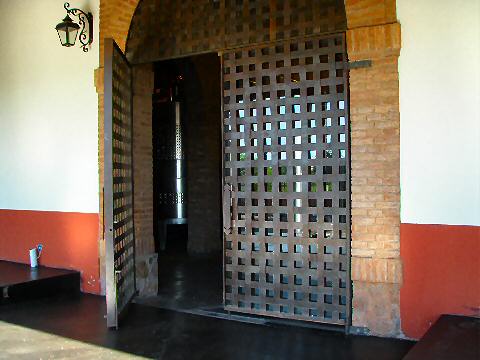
[149,53,223,312]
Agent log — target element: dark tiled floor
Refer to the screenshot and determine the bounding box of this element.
[138,253,223,311]
[0,254,415,359]
[0,294,414,359]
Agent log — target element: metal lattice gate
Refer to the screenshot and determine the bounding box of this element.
[104,38,136,329]
[222,33,351,325]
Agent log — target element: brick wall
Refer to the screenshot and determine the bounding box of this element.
[183,55,223,254]
[132,64,155,257]
[345,1,402,336]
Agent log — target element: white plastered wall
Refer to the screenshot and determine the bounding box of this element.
[0,0,100,213]
[398,0,480,226]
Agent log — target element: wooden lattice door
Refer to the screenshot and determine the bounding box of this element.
[222,34,351,326]
[104,38,136,329]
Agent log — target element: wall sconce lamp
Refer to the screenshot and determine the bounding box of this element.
[55,2,93,52]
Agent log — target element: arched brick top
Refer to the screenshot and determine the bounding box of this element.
[126,0,347,64]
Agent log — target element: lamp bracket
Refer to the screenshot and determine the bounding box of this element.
[64,2,93,52]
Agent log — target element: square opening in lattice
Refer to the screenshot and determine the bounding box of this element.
[251,303,260,310]
[324,230,333,239]
[266,273,274,283]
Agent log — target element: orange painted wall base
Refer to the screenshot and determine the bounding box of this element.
[0,209,100,294]
[400,223,480,339]
[2,210,479,335]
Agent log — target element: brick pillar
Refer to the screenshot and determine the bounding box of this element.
[132,64,158,296]
[345,1,402,337]
[132,64,155,257]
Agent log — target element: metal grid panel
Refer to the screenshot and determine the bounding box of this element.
[105,39,135,328]
[126,0,346,63]
[225,0,346,46]
[222,34,350,325]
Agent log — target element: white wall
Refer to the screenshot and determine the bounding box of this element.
[398,0,480,226]
[0,0,100,213]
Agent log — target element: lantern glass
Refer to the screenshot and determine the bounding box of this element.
[55,15,80,47]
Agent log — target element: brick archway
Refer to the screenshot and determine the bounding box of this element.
[125,0,347,63]
[96,0,402,337]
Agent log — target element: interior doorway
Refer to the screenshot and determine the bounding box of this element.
[148,53,223,312]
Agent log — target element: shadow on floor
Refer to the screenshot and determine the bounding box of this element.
[0,293,414,360]
[147,253,223,311]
